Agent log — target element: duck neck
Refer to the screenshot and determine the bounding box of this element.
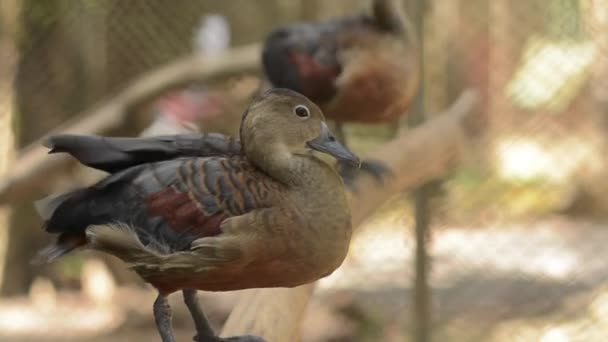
[247,142,337,190]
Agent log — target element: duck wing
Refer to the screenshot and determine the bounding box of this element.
[44,133,242,173]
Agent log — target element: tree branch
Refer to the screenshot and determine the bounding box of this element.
[0,44,260,204]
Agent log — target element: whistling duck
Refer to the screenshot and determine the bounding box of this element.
[35,88,357,342]
[261,0,419,180]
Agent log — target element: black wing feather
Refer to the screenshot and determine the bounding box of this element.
[45,133,242,173]
[39,156,276,253]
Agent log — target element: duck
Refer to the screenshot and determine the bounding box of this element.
[34,88,358,342]
[261,0,419,181]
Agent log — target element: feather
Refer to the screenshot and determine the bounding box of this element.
[31,244,71,265]
[31,233,87,264]
[34,190,82,221]
[43,133,242,173]
[85,224,163,262]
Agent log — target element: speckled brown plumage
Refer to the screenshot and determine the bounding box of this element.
[35,88,358,342]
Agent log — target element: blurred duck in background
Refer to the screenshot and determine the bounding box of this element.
[261,0,420,181]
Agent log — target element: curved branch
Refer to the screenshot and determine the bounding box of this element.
[0,44,260,204]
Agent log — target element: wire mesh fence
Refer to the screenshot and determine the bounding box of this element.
[1,0,608,341]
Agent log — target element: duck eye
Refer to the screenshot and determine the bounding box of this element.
[294,105,310,119]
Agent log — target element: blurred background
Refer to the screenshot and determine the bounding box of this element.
[1,0,608,341]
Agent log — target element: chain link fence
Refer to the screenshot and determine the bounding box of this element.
[1,0,608,341]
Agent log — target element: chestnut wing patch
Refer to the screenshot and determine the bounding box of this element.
[146,187,227,239]
[130,157,276,251]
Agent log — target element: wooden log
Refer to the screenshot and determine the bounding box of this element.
[0,43,260,205]
[221,90,479,341]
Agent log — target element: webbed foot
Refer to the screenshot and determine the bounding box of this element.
[338,158,392,191]
[194,334,268,342]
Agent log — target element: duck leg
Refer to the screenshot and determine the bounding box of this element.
[183,289,268,342]
[154,293,176,342]
[183,289,216,341]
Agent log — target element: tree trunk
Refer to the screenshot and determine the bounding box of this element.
[423,0,459,115]
[0,0,21,292]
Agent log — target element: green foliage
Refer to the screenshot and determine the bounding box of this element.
[19,0,60,49]
[544,0,583,40]
[22,0,60,29]
[443,166,569,222]
[56,254,85,280]
[346,123,399,155]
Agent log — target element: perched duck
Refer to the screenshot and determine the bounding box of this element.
[35,89,358,342]
[261,0,418,179]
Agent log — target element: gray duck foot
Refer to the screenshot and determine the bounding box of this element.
[193,334,268,342]
[339,158,392,191]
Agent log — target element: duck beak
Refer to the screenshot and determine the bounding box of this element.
[307,123,361,167]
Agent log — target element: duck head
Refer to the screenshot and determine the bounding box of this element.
[240,88,360,174]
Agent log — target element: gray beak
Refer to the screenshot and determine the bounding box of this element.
[306,123,361,166]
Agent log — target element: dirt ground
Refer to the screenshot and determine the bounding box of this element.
[2,214,608,342]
